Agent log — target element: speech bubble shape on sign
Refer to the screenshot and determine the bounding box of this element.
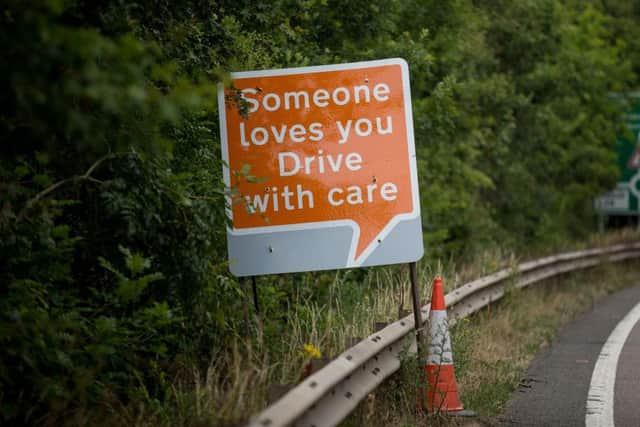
[219,58,423,276]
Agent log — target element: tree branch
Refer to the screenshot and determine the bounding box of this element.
[16,152,126,222]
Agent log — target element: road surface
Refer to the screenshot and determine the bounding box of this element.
[500,284,640,426]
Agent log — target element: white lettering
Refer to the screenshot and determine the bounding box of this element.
[271,187,279,211]
[344,152,362,171]
[313,89,330,107]
[328,188,344,206]
[377,116,393,134]
[297,184,314,209]
[336,120,352,144]
[282,185,295,210]
[240,83,393,112]
[366,183,377,202]
[251,127,269,145]
[346,185,363,204]
[355,118,372,137]
[246,193,269,213]
[239,122,250,146]
[278,152,301,176]
[241,88,259,113]
[373,83,390,101]
[380,182,398,201]
[271,125,287,143]
[284,91,310,110]
[263,93,281,111]
[325,181,398,205]
[353,85,371,104]
[309,122,324,141]
[289,124,306,143]
[332,87,350,105]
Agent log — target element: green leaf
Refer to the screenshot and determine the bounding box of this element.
[33,174,52,188]
[125,253,151,276]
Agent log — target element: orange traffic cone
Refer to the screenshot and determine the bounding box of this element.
[425,277,473,416]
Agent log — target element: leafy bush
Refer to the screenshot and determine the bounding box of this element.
[1,0,638,424]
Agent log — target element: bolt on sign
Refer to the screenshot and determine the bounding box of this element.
[218,58,423,276]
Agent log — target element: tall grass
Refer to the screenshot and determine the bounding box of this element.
[208,229,640,426]
[94,229,639,426]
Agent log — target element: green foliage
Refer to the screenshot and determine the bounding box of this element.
[1,0,638,424]
[99,246,165,303]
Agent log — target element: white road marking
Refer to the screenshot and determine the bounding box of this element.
[586,300,640,427]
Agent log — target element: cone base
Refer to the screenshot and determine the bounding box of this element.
[445,409,476,417]
[425,364,464,412]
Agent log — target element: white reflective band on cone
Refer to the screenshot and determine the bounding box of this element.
[427,309,453,365]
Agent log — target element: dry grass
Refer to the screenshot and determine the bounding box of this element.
[451,259,640,425]
[106,229,639,427]
[343,231,640,427]
[46,230,640,426]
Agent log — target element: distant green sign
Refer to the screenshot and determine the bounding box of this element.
[595,93,640,215]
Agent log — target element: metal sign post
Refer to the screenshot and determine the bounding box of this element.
[409,262,423,352]
[251,276,260,314]
[409,261,426,411]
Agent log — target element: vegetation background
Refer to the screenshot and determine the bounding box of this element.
[1,0,639,425]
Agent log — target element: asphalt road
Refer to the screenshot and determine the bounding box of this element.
[499,284,640,426]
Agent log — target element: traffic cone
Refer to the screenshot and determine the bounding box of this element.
[425,277,473,415]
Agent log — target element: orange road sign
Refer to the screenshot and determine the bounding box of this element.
[219,58,422,276]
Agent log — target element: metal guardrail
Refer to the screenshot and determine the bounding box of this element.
[246,242,640,427]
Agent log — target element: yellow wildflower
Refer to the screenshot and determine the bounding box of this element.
[302,343,322,359]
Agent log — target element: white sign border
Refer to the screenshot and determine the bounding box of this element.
[218,58,421,268]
